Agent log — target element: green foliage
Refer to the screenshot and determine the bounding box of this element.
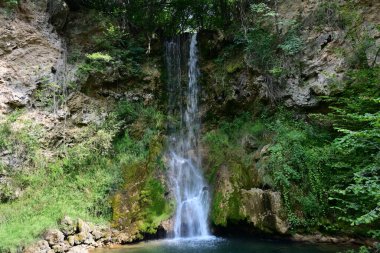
[204,109,334,231]
[77,21,145,85]
[266,110,332,230]
[0,110,42,169]
[33,78,63,110]
[242,27,278,70]
[321,67,380,237]
[77,0,236,35]
[235,1,303,86]
[279,34,303,56]
[308,0,361,33]
[87,52,113,62]
[0,111,121,252]
[0,161,119,252]
[311,1,345,29]
[348,36,376,69]
[0,0,18,10]
[111,100,171,236]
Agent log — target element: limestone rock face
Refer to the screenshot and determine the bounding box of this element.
[0,1,64,114]
[240,188,288,234]
[47,0,69,31]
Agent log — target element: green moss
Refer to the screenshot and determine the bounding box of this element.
[111,101,173,236]
[225,58,243,74]
[211,192,227,226]
[139,179,174,234]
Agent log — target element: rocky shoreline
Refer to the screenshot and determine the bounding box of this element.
[23,216,378,253]
[23,217,135,253]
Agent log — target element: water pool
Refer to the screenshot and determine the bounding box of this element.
[92,236,351,253]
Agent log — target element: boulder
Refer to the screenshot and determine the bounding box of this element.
[114,232,132,244]
[91,228,104,240]
[67,236,75,246]
[73,232,91,245]
[51,241,70,253]
[44,229,65,247]
[77,218,91,234]
[60,216,76,236]
[23,240,51,253]
[240,188,288,234]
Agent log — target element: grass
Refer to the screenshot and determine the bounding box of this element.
[0,162,120,251]
[0,100,171,251]
[0,111,122,252]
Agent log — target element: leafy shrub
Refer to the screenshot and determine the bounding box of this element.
[204,109,333,231]
[322,67,380,237]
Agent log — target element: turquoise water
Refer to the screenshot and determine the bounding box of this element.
[93,237,351,253]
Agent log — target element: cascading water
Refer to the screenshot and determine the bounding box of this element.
[166,33,210,239]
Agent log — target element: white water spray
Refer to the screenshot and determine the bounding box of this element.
[166,34,210,238]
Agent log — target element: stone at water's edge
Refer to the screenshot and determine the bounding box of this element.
[209,147,288,234]
[44,229,65,247]
[24,240,52,253]
[23,216,128,253]
[240,188,288,234]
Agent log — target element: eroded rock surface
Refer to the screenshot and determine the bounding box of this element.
[0,0,64,114]
[240,188,288,234]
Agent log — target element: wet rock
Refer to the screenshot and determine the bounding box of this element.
[283,77,318,107]
[73,232,91,245]
[44,229,65,246]
[23,240,51,253]
[66,93,90,114]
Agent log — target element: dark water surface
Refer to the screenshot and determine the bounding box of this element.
[93,236,352,253]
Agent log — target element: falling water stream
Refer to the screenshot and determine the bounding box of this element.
[166,33,210,238]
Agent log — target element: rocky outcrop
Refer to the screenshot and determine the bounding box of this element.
[0,0,65,114]
[199,0,380,112]
[23,216,132,253]
[47,0,69,31]
[207,138,288,234]
[210,162,288,234]
[240,188,288,234]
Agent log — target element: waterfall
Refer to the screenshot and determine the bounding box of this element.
[166,33,210,238]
